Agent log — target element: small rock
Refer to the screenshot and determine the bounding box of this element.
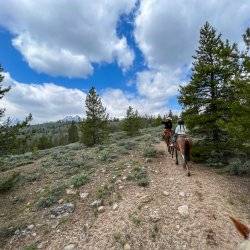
[58,199,64,204]
[14,229,21,235]
[163,191,169,196]
[90,200,102,207]
[169,177,174,181]
[150,210,161,222]
[37,241,46,249]
[80,192,89,200]
[178,205,189,218]
[124,243,131,250]
[126,165,131,168]
[115,179,122,184]
[97,206,105,213]
[51,221,59,229]
[145,158,151,163]
[32,232,37,237]
[64,243,77,250]
[118,185,124,190]
[27,224,35,230]
[50,203,75,217]
[66,189,77,195]
[112,203,118,210]
[122,176,127,180]
[179,192,185,197]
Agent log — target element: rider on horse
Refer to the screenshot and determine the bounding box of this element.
[162,117,173,138]
[173,118,187,145]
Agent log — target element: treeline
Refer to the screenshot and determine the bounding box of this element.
[179,22,250,174]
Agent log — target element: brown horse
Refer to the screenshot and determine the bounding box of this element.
[230,216,250,249]
[162,129,174,155]
[175,135,192,176]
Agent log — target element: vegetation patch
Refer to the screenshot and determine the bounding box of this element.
[71,173,89,188]
[0,172,20,193]
[127,166,149,187]
[37,182,66,209]
[143,146,157,158]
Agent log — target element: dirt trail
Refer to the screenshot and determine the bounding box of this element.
[7,142,250,250]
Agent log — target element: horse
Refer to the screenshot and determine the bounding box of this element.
[162,129,174,155]
[174,135,192,176]
[230,216,250,250]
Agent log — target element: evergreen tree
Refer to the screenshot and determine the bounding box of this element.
[179,22,240,151]
[222,28,250,151]
[80,87,109,146]
[37,135,53,150]
[68,121,79,143]
[0,66,32,155]
[122,106,142,136]
[0,65,10,119]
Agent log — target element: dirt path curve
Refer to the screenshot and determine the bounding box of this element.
[46,142,250,250]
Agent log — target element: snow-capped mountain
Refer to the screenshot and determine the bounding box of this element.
[61,115,81,122]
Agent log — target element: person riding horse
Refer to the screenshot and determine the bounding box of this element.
[162,117,173,153]
[173,118,187,145]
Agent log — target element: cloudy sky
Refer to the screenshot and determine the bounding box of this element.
[0,0,249,123]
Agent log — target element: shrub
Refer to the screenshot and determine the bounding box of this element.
[71,174,89,188]
[0,172,20,193]
[37,183,65,209]
[0,227,17,248]
[127,166,149,187]
[143,146,157,158]
[226,159,250,176]
[96,184,114,199]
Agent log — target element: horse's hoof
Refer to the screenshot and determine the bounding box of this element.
[175,162,178,165]
[187,172,191,177]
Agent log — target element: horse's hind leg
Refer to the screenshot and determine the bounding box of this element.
[175,149,178,165]
[171,147,174,158]
[185,160,191,176]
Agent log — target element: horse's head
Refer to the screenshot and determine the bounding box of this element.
[230,217,250,250]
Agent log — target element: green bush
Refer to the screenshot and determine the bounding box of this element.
[0,227,17,248]
[143,146,157,158]
[0,172,20,193]
[127,166,149,187]
[226,159,250,176]
[37,183,65,209]
[71,174,89,188]
[96,184,114,199]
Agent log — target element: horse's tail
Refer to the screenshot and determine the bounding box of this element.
[184,139,191,162]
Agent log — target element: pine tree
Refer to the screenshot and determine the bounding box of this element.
[68,121,79,143]
[179,22,240,151]
[80,87,109,146]
[222,28,250,151]
[122,106,142,136]
[0,65,10,119]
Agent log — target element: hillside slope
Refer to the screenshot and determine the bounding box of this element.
[0,127,249,249]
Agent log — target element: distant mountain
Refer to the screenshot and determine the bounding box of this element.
[61,115,81,123]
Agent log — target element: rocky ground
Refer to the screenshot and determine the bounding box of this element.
[0,128,249,250]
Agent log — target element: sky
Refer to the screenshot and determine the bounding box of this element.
[0,0,249,123]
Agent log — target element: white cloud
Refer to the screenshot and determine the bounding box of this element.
[1,73,86,123]
[102,88,177,118]
[0,0,136,77]
[136,69,180,100]
[135,0,250,70]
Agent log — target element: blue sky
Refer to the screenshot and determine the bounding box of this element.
[0,0,249,123]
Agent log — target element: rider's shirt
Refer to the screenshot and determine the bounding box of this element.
[175,125,187,135]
